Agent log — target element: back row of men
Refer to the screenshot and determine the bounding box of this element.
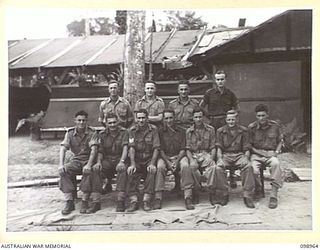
[58,70,283,215]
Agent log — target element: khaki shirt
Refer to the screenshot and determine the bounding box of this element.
[98,96,134,128]
[168,97,199,129]
[186,123,216,153]
[248,120,283,150]
[134,95,165,117]
[98,127,129,159]
[202,87,238,117]
[159,124,186,157]
[128,123,160,160]
[61,126,99,161]
[216,125,250,153]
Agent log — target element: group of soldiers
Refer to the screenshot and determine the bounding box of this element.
[58,70,283,215]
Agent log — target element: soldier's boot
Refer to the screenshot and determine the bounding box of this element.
[219,195,229,206]
[244,197,255,208]
[153,199,162,210]
[185,197,195,210]
[126,202,139,212]
[209,191,219,206]
[143,201,152,211]
[61,200,75,215]
[268,197,278,209]
[79,200,88,214]
[192,189,200,204]
[87,202,101,213]
[116,201,125,212]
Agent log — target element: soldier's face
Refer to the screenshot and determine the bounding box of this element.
[193,111,203,126]
[256,111,268,125]
[215,73,226,88]
[178,84,189,98]
[226,115,237,128]
[163,112,174,127]
[136,112,147,127]
[145,82,156,97]
[74,115,87,130]
[106,117,118,131]
[108,83,119,97]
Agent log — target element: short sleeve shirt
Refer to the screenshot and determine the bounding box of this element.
[128,124,160,160]
[98,96,134,128]
[216,125,250,153]
[248,120,283,150]
[60,126,99,161]
[186,123,216,153]
[168,97,199,128]
[134,96,165,117]
[98,127,129,159]
[158,125,186,157]
[202,87,238,117]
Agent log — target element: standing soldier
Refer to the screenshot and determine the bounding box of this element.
[91,113,129,213]
[155,108,195,210]
[248,104,283,209]
[200,70,239,188]
[98,80,134,128]
[185,107,217,205]
[126,109,160,212]
[200,70,239,129]
[58,110,99,215]
[168,80,199,192]
[134,80,165,127]
[215,110,255,208]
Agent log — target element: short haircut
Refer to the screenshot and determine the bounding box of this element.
[193,107,204,115]
[178,79,190,87]
[108,80,119,85]
[75,110,88,118]
[255,104,269,113]
[163,108,175,116]
[135,108,148,117]
[215,70,226,77]
[226,109,238,117]
[105,112,118,120]
[144,80,157,87]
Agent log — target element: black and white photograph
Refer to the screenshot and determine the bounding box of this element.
[5,6,313,234]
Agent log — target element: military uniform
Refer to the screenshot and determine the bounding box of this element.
[127,124,160,203]
[59,126,99,201]
[248,120,284,197]
[216,125,255,198]
[98,96,134,128]
[168,97,199,130]
[202,87,238,129]
[134,96,165,126]
[91,127,129,202]
[156,125,191,200]
[185,123,217,193]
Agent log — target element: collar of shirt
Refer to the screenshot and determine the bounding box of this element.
[106,96,123,104]
[213,87,229,95]
[133,123,154,132]
[221,125,243,134]
[177,97,191,105]
[256,120,273,130]
[102,126,120,136]
[141,95,160,102]
[189,122,208,132]
[73,126,90,136]
[163,124,178,133]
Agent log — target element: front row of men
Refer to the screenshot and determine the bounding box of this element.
[58,104,283,215]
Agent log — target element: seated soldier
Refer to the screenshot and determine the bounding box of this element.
[185,107,216,205]
[215,110,255,208]
[248,104,284,209]
[155,108,194,210]
[58,110,99,215]
[91,113,129,213]
[126,109,160,212]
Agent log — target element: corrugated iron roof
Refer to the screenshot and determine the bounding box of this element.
[8,27,251,70]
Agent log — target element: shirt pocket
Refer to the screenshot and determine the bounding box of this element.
[266,133,277,148]
[203,132,211,149]
[144,133,153,152]
[117,105,127,118]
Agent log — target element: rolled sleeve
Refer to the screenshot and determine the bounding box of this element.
[128,130,136,148]
[152,129,160,149]
[209,127,216,150]
[89,131,99,148]
[122,130,129,146]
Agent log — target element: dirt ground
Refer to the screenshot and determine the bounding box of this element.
[6,135,312,232]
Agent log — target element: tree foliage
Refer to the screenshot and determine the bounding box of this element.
[67,17,117,36]
[162,11,208,31]
[115,10,127,34]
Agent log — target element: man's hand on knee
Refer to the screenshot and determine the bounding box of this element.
[147,164,157,174]
[116,161,126,172]
[58,164,66,176]
[82,164,92,175]
[92,162,102,172]
[127,165,136,175]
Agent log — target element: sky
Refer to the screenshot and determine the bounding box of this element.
[5,7,291,40]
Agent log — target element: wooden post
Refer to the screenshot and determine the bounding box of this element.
[123,11,146,106]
